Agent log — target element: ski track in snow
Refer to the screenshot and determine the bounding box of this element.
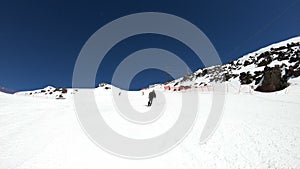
[1,86,300,169]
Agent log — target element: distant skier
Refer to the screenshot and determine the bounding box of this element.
[148,90,156,106]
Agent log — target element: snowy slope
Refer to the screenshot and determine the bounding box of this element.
[1,84,300,168]
[1,37,300,168]
[154,36,300,90]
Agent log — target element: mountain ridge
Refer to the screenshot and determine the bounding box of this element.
[11,36,300,96]
[0,86,16,94]
[154,36,300,92]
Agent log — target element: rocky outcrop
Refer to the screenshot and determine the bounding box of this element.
[255,66,289,92]
[151,37,300,93]
[54,88,68,93]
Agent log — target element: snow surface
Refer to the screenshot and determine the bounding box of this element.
[2,36,300,168]
[1,83,300,169]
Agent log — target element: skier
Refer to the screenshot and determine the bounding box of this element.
[148,90,156,106]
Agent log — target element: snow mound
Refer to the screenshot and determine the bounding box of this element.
[15,86,77,99]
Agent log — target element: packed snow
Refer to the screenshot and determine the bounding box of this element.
[1,80,300,169]
[1,36,300,168]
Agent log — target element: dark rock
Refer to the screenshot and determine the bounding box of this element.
[255,76,263,85]
[289,57,299,63]
[236,61,242,66]
[54,88,68,93]
[243,60,252,66]
[228,61,234,65]
[287,42,299,48]
[257,56,272,67]
[239,71,254,85]
[294,69,300,77]
[284,66,294,79]
[254,71,263,77]
[295,50,300,57]
[273,46,287,51]
[257,51,271,60]
[195,72,201,78]
[61,88,67,93]
[280,63,287,68]
[285,66,300,79]
[225,73,238,81]
[56,94,65,99]
[277,52,289,61]
[203,69,208,76]
[255,66,288,92]
[293,61,300,69]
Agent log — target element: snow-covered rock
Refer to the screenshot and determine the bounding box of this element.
[15,86,76,99]
[157,36,300,92]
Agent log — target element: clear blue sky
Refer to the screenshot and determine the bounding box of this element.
[0,0,299,91]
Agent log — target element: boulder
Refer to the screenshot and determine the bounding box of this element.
[243,60,252,66]
[257,56,272,67]
[239,72,254,85]
[255,66,288,92]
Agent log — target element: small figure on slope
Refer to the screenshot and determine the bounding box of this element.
[148,90,156,106]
